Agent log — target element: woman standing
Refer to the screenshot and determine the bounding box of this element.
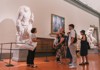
[55,33,65,63]
[53,34,60,61]
[27,28,37,68]
[79,30,89,65]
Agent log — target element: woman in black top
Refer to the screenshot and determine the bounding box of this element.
[79,30,89,65]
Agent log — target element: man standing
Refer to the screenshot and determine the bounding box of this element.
[68,24,77,68]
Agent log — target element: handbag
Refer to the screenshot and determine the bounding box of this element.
[21,42,37,51]
[86,35,91,49]
[87,42,91,49]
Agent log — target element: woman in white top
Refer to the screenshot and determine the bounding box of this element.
[27,28,37,68]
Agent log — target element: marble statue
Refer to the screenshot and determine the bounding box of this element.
[12,6,34,61]
[86,27,97,48]
[16,6,34,49]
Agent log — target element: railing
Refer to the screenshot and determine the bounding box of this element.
[0,42,52,67]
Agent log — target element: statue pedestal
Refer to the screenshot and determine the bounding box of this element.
[12,46,28,62]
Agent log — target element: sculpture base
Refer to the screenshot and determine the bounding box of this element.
[12,47,28,62]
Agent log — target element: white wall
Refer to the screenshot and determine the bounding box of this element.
[80,0,100,12]
[0,0,99,52]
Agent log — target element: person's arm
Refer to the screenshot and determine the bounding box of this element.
[78,35,86,41]
[31,34,37,42]
[56,37,64,46]
[53,39,56,48]
[32,38,37,42]
[81,35,86,41]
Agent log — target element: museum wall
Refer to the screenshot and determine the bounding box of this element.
[0,0,99,53]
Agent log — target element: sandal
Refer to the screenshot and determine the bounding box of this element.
[30,65,37,68]
[84,62,89,65]
[27,64,31,67]
[79,62,85,66]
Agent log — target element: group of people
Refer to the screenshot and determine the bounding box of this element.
[25,24,90,69]
[15,6,91,69]
[53,24,89,69]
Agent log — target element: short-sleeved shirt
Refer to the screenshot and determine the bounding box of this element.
[68,29,75,46]
[29,33,37,43]
[29,33,37,47]
[31,33,36,39]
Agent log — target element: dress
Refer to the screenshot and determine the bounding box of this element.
[80,35,88,56]
[56,36,65,60]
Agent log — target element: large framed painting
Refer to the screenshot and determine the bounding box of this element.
[51,14,65,34]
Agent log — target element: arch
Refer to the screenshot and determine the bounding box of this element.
[0,19,16,43]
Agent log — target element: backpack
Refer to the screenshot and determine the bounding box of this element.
[73,30,77,43]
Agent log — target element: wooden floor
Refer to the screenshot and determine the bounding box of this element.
[0,54,100,70]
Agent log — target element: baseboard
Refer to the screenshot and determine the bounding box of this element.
[0,52,55,59]
[0,53,12,59]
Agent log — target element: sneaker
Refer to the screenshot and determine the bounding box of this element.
[69,65,77,69]
[69,63,73,66]
[67,62,72,64]
[31,65,37,68]
[58,62,63,64]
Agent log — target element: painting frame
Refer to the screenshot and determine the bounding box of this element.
[51,14,65,35]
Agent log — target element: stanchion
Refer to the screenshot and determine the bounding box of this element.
[6,43,14,67]
[0,44,3,61]
[44,56,49,62]
[44,45,49,62]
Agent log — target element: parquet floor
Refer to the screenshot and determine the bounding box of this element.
[0,54,100,70]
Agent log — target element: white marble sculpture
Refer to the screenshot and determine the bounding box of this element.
[12,6,35,61]
[86,27,97,48]
[16,5,34,50]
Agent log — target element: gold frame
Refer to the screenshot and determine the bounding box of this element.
[51,14,65,35]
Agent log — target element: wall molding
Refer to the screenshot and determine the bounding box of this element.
[64,0,100,52]
[64,0,100,18]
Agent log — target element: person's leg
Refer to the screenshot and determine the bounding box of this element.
[59,49,63,63]
[32,49,36,65]
[29,50,34,65]
[30,49,37,68]
[82,56,85,63]
[69,58,72,63]
[64,46,67,58]
[69,44,77,68]
[66,47,72,64]
[85,56,88,62]
[56,49,60,62]
[79,56,85,65]
[27,50,31,66]
[85,56,89,64]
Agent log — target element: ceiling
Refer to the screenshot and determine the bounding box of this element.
[79,0,100,12]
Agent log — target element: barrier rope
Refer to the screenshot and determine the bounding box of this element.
[0,42,52,67]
